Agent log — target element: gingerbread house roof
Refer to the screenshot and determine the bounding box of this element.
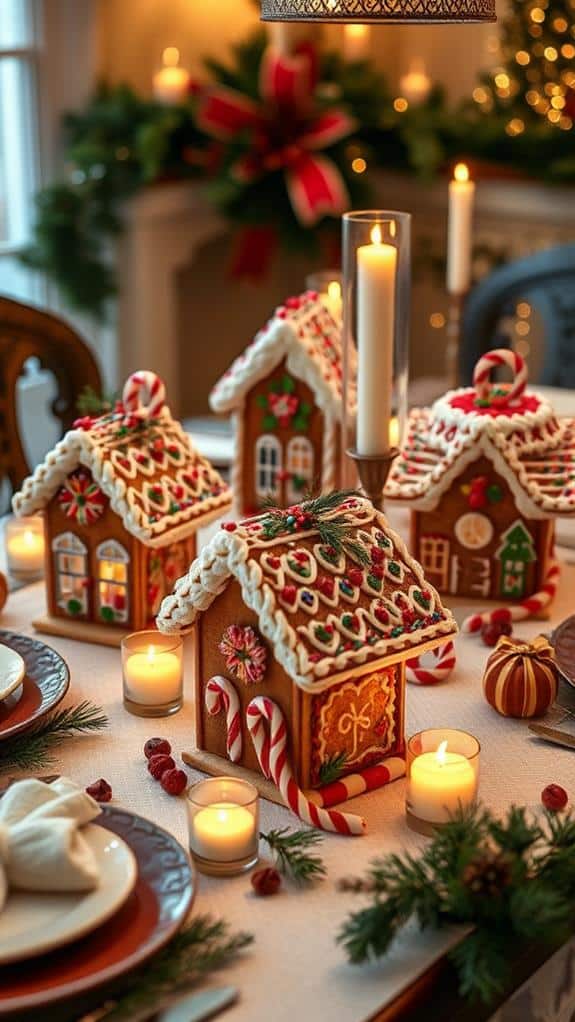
[385,383,575,520]
[157,494,457,692]
[209,291,353,419]
[13,372,232,548]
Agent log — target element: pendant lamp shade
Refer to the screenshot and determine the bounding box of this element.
[261,0,496,23]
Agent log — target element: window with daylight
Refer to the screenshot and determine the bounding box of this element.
[0,0,42,302]
[96,540,129,624]
[286,436,314,504]
[53,532,89,617]
[255,435,282,500]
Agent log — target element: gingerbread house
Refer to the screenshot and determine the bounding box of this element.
[13,371,232,645]
[157,493,456,829]
[385,349,575,605]
[209,291,350,516]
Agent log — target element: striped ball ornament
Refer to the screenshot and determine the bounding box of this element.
[483,636,558,718]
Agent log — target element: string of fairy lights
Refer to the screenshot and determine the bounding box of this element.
[473,0,575,132]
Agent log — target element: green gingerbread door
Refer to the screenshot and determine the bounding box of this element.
[495,520,536,598]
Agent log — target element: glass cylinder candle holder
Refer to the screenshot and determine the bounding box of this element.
[5,515,45,582]
[341,210,411,489]
[122,630,183,717]
[305,269,343,321]
[406,728,480,836]
[187,777,260,876]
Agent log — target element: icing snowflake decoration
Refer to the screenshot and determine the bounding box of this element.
[385,348,575,519]
[12,371,232,546]
[157,494,457,693]
[219,625,268,685]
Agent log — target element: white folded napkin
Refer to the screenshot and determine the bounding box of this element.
[0,776,102,912]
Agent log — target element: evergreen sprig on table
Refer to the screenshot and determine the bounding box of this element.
[338,804,575,1005]
[261,827,327,885]
[88,915,253,1022]
[0,701,109,773]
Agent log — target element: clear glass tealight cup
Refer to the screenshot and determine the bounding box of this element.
[406,728,480,836]
[187,776,260,876]
[121,630,183,717]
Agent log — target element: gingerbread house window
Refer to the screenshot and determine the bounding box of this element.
[256,435,282,500]
[53,532,89,617]
[96,540,129,624]
[286,437,314,504]
[420,536,450,587]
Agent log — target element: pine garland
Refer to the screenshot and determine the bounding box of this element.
[261,827,327,885]
[337,804,575,1005]
[86,915,253,1021]
[261,490,370,567]
[0,701,109,773]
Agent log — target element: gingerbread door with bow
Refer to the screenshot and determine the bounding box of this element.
[13,371,232,645]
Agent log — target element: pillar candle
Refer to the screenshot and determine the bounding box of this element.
[356,225,397,456]
[409,740,477,823]
[447,162,476,295]
[124,645,182,706]
[153,47,190,104]
[343,24,371,62]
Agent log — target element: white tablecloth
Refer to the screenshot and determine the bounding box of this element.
[2,518,575,1022]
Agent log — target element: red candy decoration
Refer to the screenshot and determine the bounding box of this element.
[148,753,176,779]
[161,768,188,796]
[481,619,513,647]
[541,784,568,812]
[348,568,364,587]
[144,737,172,760]
[86,778,113,803]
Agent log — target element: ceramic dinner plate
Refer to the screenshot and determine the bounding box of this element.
[0,825,137,965]
[0,806,195,1015]
[0,643,25,703]
[0,630,69,739]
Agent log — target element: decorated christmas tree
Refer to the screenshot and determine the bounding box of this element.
[475,0,575,133]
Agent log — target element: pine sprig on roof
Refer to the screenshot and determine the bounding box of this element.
[260,490,370,567]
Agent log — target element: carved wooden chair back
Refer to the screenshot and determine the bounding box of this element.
[0,296,102,495]
[461,243,575,387]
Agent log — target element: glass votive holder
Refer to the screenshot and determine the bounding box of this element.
[406,728,480,836]
[122,630,183,717]
[187,777,260,876]
[5,515,45,582]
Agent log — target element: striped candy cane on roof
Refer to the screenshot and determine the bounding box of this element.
[122,371,167,420]
[473,349,527,406]
[462,560,560,635]
[246,696,366,836]
[406,640,456,685]
[205,676,242,763]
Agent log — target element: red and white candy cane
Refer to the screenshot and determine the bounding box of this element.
[205,676,242,763]
[473,349,527,407]
[122,370,166,420]
[406,640,456,686]
[462,560,560,635]
[306,758,406,809]
[246,696,366,836]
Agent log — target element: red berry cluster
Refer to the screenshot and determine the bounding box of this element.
[86,778,113,802]
[144,737,187,796]
[541,784,568,812]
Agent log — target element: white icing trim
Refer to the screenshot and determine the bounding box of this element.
[209,295,348,419]
[157,498,457,692]
[13,411,232,545]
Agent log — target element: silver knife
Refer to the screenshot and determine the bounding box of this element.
[157,986,238,1022]
[528,722,575,750]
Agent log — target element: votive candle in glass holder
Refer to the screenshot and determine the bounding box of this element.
[122,630,183,717]
[406,728,480,836]
[187,777,259,876]
[5,515,45,581]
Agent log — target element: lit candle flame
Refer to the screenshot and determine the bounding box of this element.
[371,224,383,245]
[436,740,448,765]
[454,162,470,183]
[162,46,180,68]
[23,530,34,547]
[147,645,156,664]
[327,280,341,303]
